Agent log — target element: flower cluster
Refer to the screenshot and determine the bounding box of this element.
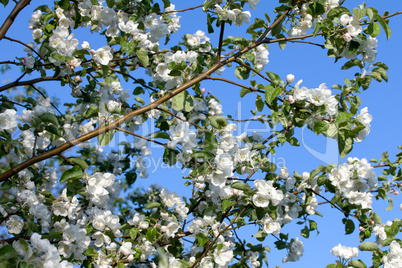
[329,157,377,209]
[292,81,338,116]
[330,243,359,260]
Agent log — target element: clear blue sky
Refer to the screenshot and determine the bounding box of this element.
[0,1,402,267]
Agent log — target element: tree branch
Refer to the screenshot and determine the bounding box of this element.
[4,36,45,60]
[217,22,225,63]
[234,59,272,83]
[116,127,166,147]
[0,76,61,93]
[0,0,32,40]
[206,76,264,94]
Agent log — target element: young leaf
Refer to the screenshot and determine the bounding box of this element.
[60,165,83,183]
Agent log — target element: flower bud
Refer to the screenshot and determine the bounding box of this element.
[201,88,206,94]
[370,221,375,225]
[288,95,295,104]
[74,76,82,83]
[395,191,399,195]
[286,74,295,84]
[208,91,211,94]
[359,226,365,231]
[233,189,239,196]
[343,33,352,43]
[90,49,96,55]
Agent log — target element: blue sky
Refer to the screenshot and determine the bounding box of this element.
[1,0,402,267]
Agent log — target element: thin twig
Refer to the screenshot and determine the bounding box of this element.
[206,76,264,94]
[110,67,157,93]
[30,85,63,116]
[4,36,45,60]
[234,60,271,83]
[116,127,166,147]
[158,4,203,15]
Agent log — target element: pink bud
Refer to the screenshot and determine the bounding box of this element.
[74,76,82,83]
[90,49,96,54]
[233,189,239,196]
[21,57,27,66]
[201,88,206,94]
[208,91,211,94]
[371,221,375,225]
[288,95,295,104]
[343,33,352,43]
[395,191,399,195]
[359,226,365,231]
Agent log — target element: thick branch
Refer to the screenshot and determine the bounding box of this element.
[0,76,61,93]
[0,0,32,40]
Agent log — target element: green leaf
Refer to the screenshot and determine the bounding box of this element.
[146,228,157,242]
[222,199,235,212]
[338,129,353,158]
[197,233,210,246]
[84,104,98,118]
[0,0,9,7]
[98,128,117,146]
[39,112,58,125]
[255,95,264,112]
[367,22,381,37]
[106,0,114,8]
[135,96,145,105]
[358,241,379,252]
[150,132,170,139]
[376,14,391,39]
[63,158,86,172]
[60,165,83,183]
[265,85,282,105]
[343,218,355,234]
[235,65,250,80]
[385,197,393,211]
[372,212,381,224]
[326,6,352,20]
[301,226,310,238]
[58,0,69,9]
[144,202,161,209]
[0,245,17,262]
[348,260,366,268]
[231,181,253,195]
[240,88,252,98]
[18,238,30,253]
[204,131,218,150]
[163,148,178,166]
[135,47,149,67]
[336,112,352,124]
[117,263,125,268]
[130,228,139,239]
[313,121,329,135]
[172,91,193,112]
[210,115,228,129]
[348,40,360,55]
